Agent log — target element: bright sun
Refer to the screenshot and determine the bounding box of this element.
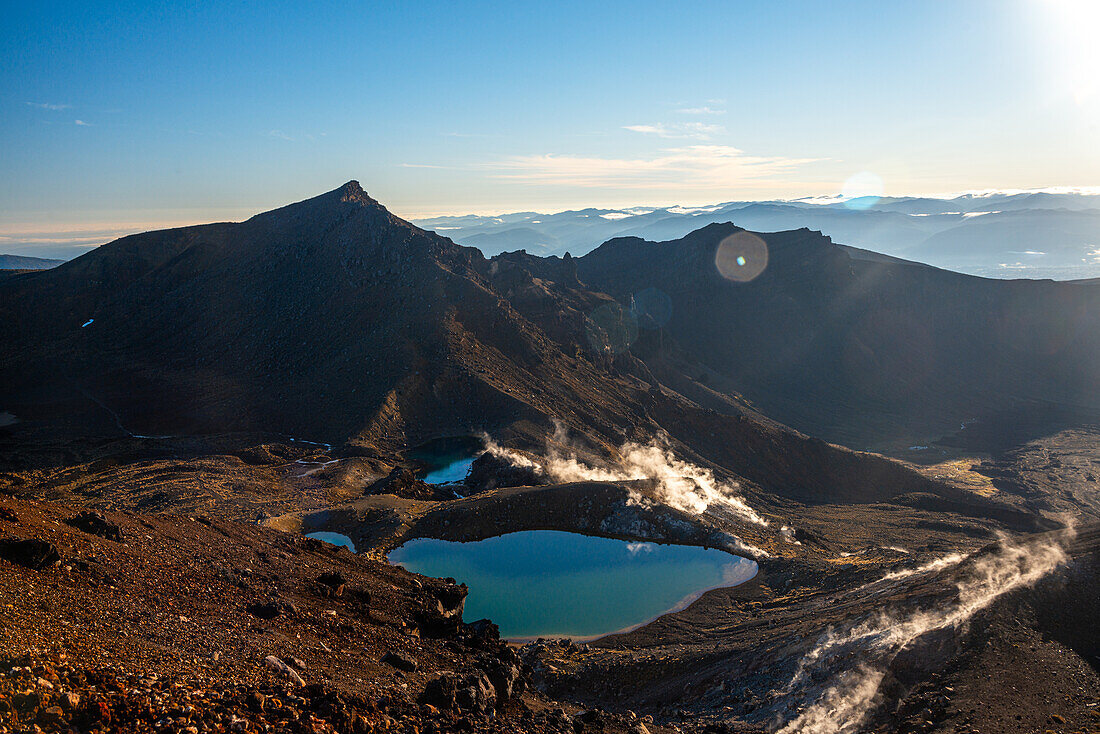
[1039,0,1100,105]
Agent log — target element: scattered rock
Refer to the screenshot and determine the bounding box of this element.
[0,538,60,570]
[381,651,418,673]
[64,511,125,542]
[263,655,305,686]
[365,467,456,501]
[246,689,266,711]
[39,704,66,726]
[246,599,297,620]
[317,570,346,597]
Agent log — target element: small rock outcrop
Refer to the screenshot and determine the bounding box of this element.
[420,671,497,715]
[464,451,547,494]
[365,467,457,501]
[414,579,469,636]
[65,511,125,543]
[246,599,297,620]
[316,570,347,597]
[0,538,60,570]
[381,651,417,673]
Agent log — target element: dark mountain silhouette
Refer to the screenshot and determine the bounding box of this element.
[0,182,638,451]
[0,182,1091,525]
[6,182,1099,459]
[2,182,1052,524]
[574,223,1100,450]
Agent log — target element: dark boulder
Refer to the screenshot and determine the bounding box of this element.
[462,618,501,644]
[246,599,298,620]
[482,656,525,701]
[415,579,468,636]
[65,511,125,542]
[381,652,417,673]
[464,451,547,494]
[317,571,346,597]
[0,538,60,570]
[365,467,457,501]
[421,671,496,715]
[38,705,67,728]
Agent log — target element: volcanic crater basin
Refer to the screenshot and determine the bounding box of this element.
[388,529,758,640]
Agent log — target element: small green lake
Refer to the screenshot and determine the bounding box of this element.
[388,530,757,640]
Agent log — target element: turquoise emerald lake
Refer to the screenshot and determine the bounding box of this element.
[388,530,757,640]
[422,456,475,484]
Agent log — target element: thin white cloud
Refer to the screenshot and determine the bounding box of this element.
[266,129,293,140]
[624,122,725,139]
[675,106,726,115]
[485,145,819,190]
[27,102,71,111]
[74,119,92,126]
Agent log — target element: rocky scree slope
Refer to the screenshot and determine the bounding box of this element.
[0,496,655,734]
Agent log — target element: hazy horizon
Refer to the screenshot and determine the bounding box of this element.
[4,183,1100,262]
[4,0,1099,261]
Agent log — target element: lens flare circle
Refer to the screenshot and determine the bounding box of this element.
[715,231,768,282]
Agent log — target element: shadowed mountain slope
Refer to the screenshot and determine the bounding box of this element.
[1,183,1048,526]
[575,223,1100,450]
[0,183,641,452]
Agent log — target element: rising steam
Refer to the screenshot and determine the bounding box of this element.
[860,551,967,588]
[481,428,768,526]
[774,529,1074,734]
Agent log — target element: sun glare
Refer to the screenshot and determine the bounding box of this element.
[1039,0,1100,105]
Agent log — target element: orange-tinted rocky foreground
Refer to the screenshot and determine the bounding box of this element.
[0,497,656,734]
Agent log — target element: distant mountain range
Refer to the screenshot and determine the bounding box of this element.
[414,191,1100,280]
[0,254,65,270]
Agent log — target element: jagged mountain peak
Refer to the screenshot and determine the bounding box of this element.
[331,179,381,207]
[244,180,399,232]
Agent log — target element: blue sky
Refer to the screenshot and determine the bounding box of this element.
[2,0,1098,256]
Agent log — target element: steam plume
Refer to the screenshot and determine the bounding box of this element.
[859,552,967,589]
[481,429,768,526]
[775,529,1073,734]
